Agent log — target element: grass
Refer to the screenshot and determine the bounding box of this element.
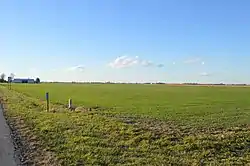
[1,83,250,165]
[8,83,250,127]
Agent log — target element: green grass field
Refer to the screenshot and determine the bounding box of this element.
[10,83,250,126]
[1,83,250,165]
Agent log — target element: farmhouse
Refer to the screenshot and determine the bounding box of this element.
[12,78,35,83]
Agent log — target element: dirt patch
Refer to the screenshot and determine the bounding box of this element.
[73,105,107,112]
[111,113,250,138]
[74,106,91,112]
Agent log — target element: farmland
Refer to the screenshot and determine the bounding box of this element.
[1,83,250,165]
[10,83,250,127]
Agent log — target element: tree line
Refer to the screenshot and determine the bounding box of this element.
[0,73,9,83]
[0,73,40,83]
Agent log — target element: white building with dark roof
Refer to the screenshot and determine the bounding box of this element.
[12,78,35,83]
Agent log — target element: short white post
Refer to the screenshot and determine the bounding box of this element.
[68,99,72,109]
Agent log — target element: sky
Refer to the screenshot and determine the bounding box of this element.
[1,0,250,83]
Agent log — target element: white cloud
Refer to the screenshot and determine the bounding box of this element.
[67,65,85,72]
[200,72,211,76]
[109,56,164,68]
[141,60,154,67]
[109,56,140,68]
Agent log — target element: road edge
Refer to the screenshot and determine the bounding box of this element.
[0,101,22,166]
[0,100,27,166]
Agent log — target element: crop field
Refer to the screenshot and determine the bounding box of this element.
[1,83,250,165]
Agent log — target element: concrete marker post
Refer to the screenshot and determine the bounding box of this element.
[68,99,72,110]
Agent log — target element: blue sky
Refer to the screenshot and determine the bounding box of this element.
[1,0,250,83]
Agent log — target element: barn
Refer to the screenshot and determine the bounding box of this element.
[12,78,35,83]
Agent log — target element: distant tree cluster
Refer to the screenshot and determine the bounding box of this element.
[0,73,7,83]
[0,73,15,83]
[35,78,40,84]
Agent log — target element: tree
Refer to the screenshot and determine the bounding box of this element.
[35,77,40,84]
[8,73,15,82]
[1,73,5,80]
[0,73,6,83]
[10,73,15,79]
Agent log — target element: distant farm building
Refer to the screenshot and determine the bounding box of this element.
[12,78,35,83]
